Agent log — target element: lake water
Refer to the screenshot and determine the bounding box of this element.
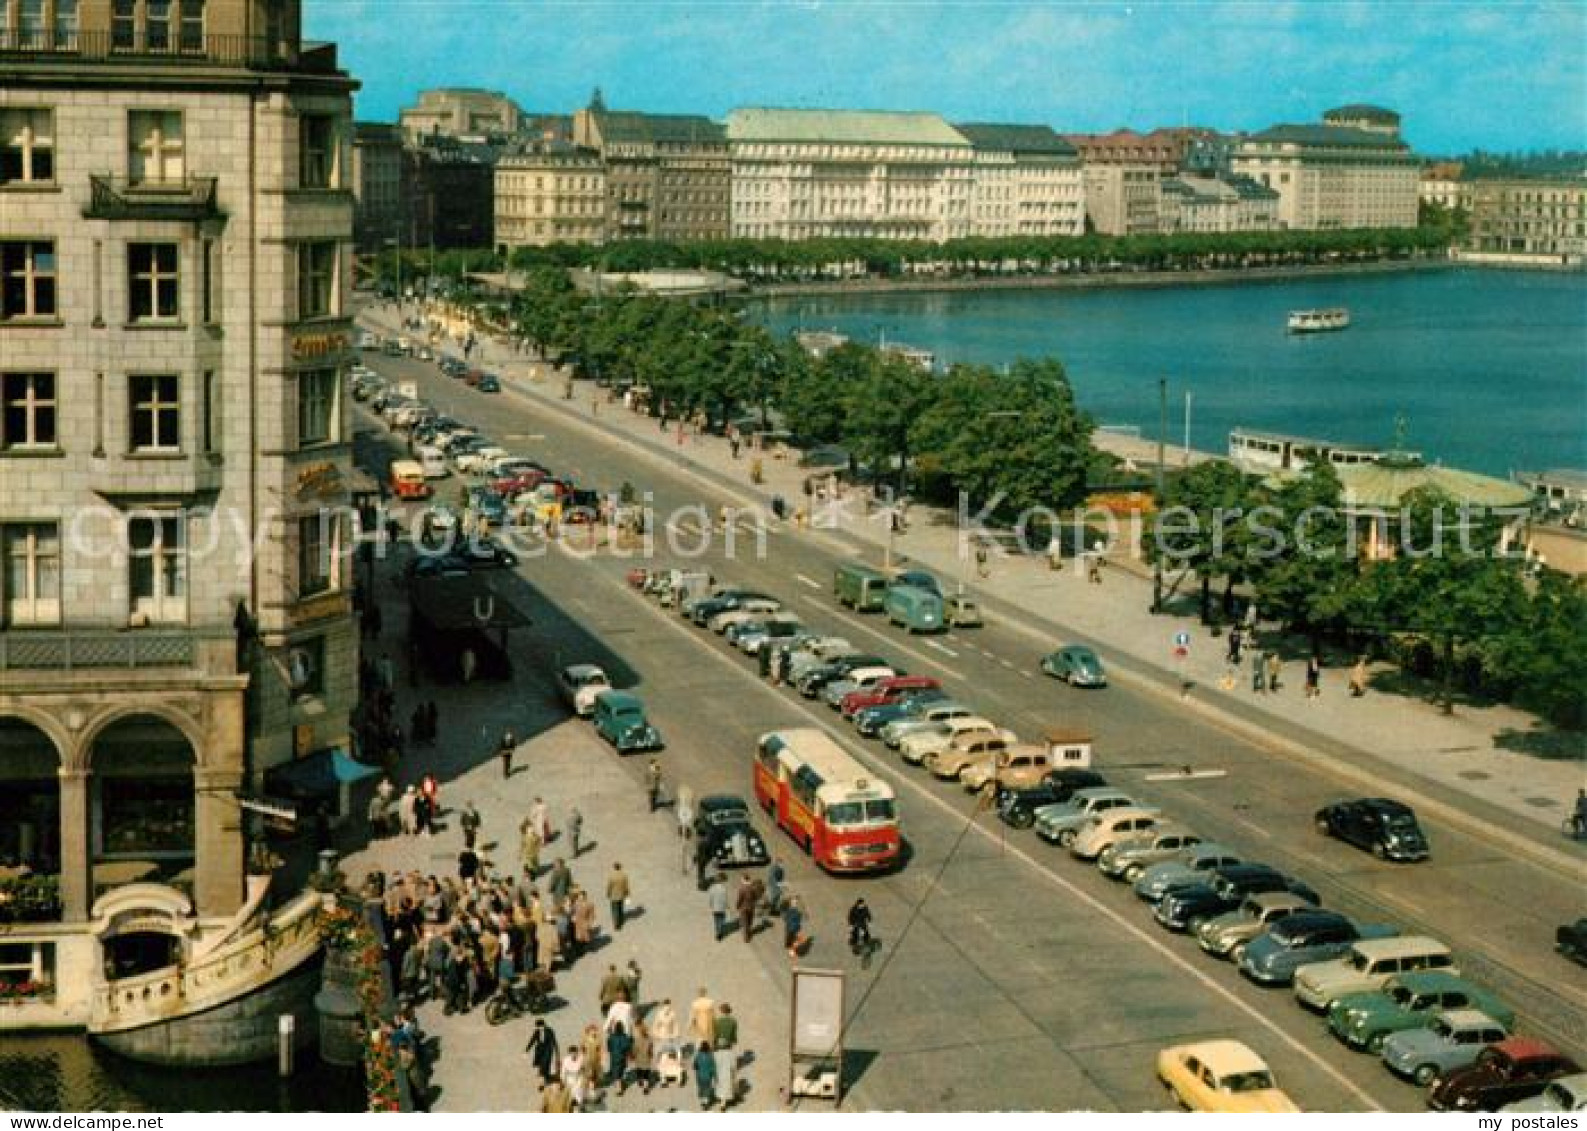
[757,268,1587,477]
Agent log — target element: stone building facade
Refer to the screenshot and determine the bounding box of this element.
[727,108,975,241]
[1080,163,1162,236]
[571,106,729,242]
[398,86,522,142]
[1464,179,1587,265]
[0,0,358,972]
[350,120,404,252]
[1159,173,1280,233]
[956,123,1084,238]
[494,141,607,249]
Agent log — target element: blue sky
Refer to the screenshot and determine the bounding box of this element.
[307,1,1587,154]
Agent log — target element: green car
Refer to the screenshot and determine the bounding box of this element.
[1041,644,1107,688]
[591,690,664,754]
[1327,972,1514,1053]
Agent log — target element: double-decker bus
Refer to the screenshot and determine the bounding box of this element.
[753,728,901,873]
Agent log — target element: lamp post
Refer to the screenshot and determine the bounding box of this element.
[1152,377,1167,614]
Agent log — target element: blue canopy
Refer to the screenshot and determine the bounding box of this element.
[267,747,380,797]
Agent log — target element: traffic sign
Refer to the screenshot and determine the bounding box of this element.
[1174,631,1191,648]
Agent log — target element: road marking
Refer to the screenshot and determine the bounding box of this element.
[795,573,822,590]
[1144,768,1230,782]
[925,640,958,658]
[619,572,1382,1112]
[998,658,1015,670]
[1019,670,1037,680]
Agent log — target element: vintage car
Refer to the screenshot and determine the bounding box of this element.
[1097,824,1201,881]
[1154,865,1317,933]
[1502,1072,1587,1113]
[556,663,611,717]
[881,700,977,748]
[1069,808,1160,861]
[1328,972,1514,1053]
[1381,1008,1510,1086]
[1040,644,1108,688]
[1429,1039,1581,1112]
[997,770,1110,830]
[1556,918,1587,966]
[1315,797,1430,861]
[692,794,771,870]
[1239,911,1398,987]
[1195,891,1318,961]
[1032,788,1144,847]
[591,690,664,754]
[897,715,1000,766]
[925,729,1017,782]
[1155,1040,1300,1113]
[852,688,949,738]
[1293,936,1457,1011]
[1133,843,1245,903]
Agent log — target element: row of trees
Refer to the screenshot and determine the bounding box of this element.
[368,224,1452,292]
[1150,461,1587,729]
[507,267,1097,519]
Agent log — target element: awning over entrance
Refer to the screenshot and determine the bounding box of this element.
[407,574,531,632]
[266,747,379,799]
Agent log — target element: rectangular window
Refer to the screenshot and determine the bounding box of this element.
[297,241,336,319]
[200,238,216,323]
[298,514,333,597]
[145,0,172,50]
[0,109,54,185]
[288,635,325,700]
[54,0,79,49]
[179,0,204,52]
[1,522,60,626]
[2,372,56,450]
[128,242,180,323]
[296,367,338,446]
[112,0,135,49]
[300,114,335,189]
[128,515,185,623]
[129,374,180,452]
[200,369,217,454]
[128,110,183,184]
[18,0,46,47]
[0,241,56,320]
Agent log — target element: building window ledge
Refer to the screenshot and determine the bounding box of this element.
[0,183,61,195]
[124,450,187,460]
[122,321,188,333]
[0,447,64,458]
[0,319,64,330]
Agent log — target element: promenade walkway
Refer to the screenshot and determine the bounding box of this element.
[359,304,1585,869]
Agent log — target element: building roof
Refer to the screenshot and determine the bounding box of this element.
[1245,124,1410,151]
[591,110,726,145]
[727,108,968,147]
[955,122,1078,157]
[1334,456,1534,512]
[1325,104,1401,124]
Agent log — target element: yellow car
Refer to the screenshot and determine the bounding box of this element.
[1156,1039,1301,1113]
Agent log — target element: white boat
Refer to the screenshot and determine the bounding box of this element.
[1287,308,1351,333]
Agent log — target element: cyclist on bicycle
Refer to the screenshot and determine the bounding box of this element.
[847,898,873,952]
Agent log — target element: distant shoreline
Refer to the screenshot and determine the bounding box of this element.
[748,257,1459,300]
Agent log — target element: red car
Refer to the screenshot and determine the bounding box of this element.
[1428,1038,1580,1111]
[488,470,546,497]
[840,675,941,719]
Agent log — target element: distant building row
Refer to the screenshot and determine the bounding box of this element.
[354,91,1424,251]
[1419,163,1586,265]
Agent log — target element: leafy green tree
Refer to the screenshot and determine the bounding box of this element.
[1147,459,1261,623]
[1487,571,1587,729]
[841,353,936,497]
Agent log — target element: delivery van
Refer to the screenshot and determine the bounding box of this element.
[835,562,888,611]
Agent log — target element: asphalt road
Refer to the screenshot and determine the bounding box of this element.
[353,344,1585,1111]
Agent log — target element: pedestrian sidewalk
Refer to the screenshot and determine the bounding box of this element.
[358,305,1585,863]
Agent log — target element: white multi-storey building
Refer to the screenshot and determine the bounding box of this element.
[956,123,1084,238]
[495,140,607,249]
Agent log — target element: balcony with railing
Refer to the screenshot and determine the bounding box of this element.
[0,28,341,74]
[0,628,239,674]
[85,175,221,223]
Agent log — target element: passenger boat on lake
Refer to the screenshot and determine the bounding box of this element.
[1287,308,1351,333]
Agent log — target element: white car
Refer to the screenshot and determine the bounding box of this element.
[708,600,783,634]
[898,715,1000,766]
[926,729,1018,781]
[785,637,854,680]
[557,663,611,717]
[1069,808,1161,860]
[820,665,897,709]
[457,445,511,475]
[882,701,976,748]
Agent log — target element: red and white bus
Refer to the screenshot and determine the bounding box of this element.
[753,728,901,873]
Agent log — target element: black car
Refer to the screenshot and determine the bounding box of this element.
[996,769,1109,828]
[477,375,501,393]
[853,688,948,737]
[1558,918,1587,966]
[688,590,775,627]
[693,795,771,870]
[797,654,893,698]
[1315,798,1429,861]
[454,538,518,570]
[1154,865,1318,932]
[406,553,472,581]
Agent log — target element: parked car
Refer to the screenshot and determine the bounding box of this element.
[1382,1009,1511,1087]
[959,745,1055,793]
[853,688,949,738]
[1239,911,1399,987]
[1429,1039,1580,1112]
[898,715,1000,766]
[1041,644,1107,687]
[1329,972,1514,1054]
[591,690,664,753]
[457,445,511,475]
[1502,1072,1587,1113]
[821,665,899,709]
[1195,892,1318,961]
[785,636,856,682]
[710,600,785,635]
[1097,825,1201,881]
[1134,843,1245,903]
[1293,936,1457,1011]
[840,675,941,720]
[1154,865,1317,933]
[735,617,806,656]
[1558,918,1587,966]
[926,728,1017,782]
[1069,807,1160,860]
[881,700,976,748]
[1315,797,1430,861]
[996,770,1110,829]
[452,537,518,570]
[1033,788,1144,846]
[556,663,611,717]
[477,375,501,393]
[796,653,890,698]
[692,794,771,870]
[1155,1040,1300,1113]
[688,589,775,626]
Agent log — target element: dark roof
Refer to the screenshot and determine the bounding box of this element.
[1227,173,1279,200]
[955,122,1078,157]
[594,111,726,145]
[1324,104,1401,124]
[1246,124,1409,151]
[408,575,530,632]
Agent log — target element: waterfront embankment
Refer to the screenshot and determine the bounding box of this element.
[748,256,1457,300]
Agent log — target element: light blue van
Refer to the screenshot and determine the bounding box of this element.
[885,585,945,634]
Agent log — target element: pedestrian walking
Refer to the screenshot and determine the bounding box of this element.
[693,830,713,891]
[688,988,716,1052]
[692,1043,718,1110]
[707,873,729,941]
[766,859,785,914]
[530,796,551,843]
[1251,649,1266,694]
[567,807,584,857]
[630,1019,655,1095]
[1227,624,1244,665]
[560,1047,587,1110]
[623,957,643,1007]
[783,894,807,959]
[519,818,542,878]
[975,543,989,579]
[646,758,663,812]
[1305,654,1322,700]
[1266,650,1282,693]
[606,1021,633,1093]
[548,857,572,904]
[459,801,481,851]
[712,1003,740,1108]
[525,1019,559,1087]
[606,862,632,930]
[653,998,682,1065]
[498,728,516,779]
[735,874,758,942]
[540,1078,574,1114]
[598,963,628,1014]
[1349,656,1369,697]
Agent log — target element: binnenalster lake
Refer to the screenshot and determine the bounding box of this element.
[757,268,1587,477]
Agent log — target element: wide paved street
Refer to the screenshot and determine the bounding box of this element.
[347,327,1585,1111]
